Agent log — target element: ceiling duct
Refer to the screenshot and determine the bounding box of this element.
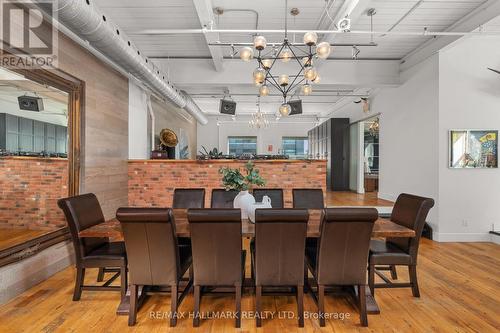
[53,0,208,125]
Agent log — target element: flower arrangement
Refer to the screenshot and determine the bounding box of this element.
[219,161,266,192]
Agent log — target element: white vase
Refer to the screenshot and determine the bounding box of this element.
[233,190,255,219]
[248,195,272,223]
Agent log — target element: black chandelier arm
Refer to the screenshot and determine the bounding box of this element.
[288,43,311,57]
[285,77,305,96]
[287,43,307,71]
[265,77,283,92]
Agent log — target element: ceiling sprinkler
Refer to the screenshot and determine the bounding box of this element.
[337,17,351,32]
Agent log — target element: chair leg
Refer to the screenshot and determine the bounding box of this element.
[97,267,105,282]
[193,285,201,327]
[128,284,138,326]
[358,285,368,327]
[304,263,309,293]
[120,265,127,300]
[170,284,178,327]
[235,284,242,328]
[73,267,85,301]
[297,284,304,327]
[409,265,420,297]
[390,265,398,280]
[318,284,325,327]
[368,264,375,296]
[255,285,262,327]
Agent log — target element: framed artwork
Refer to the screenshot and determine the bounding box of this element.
[449,130,498,168]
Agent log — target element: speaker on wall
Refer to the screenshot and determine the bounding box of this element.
[288,99,302,115]
[18,96,44,112]
[219,99,237,115]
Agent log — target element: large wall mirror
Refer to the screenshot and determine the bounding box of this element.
[0,66,82,266]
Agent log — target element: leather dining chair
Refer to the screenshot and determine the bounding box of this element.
[252,188,284,208]
[368,193,435,297]
[172,188,205,208]
[251,209,309,327]
[210,189,239,208]
[187,208,245,328]
[305,208,378,327]
[57,193,127,301]
[116,207,193,327]
[293,189,325,209]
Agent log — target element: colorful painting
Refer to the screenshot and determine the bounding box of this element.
[449,130,498,168]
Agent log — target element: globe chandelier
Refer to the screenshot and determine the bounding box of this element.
[239,0,331,117]
[249,96,269,129]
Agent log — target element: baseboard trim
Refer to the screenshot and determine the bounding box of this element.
[0,241,74,305]
[433,232,494,243]
[489,232,500,245]
[377,192,398,202]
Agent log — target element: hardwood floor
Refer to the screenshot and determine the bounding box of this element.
[0,228,49,251]
[326,191,394,207]
[0,239,498,332]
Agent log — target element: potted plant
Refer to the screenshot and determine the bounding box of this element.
[219,161,266,218]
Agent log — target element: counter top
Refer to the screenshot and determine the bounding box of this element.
[129,159,327,163]
[0,156,68,161]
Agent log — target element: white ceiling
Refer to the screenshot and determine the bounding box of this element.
[92,0,499,117]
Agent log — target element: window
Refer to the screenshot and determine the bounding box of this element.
[228,136,257,156]
[282,137,308,159]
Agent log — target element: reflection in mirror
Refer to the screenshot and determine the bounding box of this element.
[0,67,69,251]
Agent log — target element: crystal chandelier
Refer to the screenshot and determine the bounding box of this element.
[240,0,331,117]
[249,97,269,129]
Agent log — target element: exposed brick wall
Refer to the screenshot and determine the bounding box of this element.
[0,157,68,230]
[128,160,327,208]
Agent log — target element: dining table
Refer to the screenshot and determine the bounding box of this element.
[79,208,415,316]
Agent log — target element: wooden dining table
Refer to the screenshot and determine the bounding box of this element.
[79,208,415,317]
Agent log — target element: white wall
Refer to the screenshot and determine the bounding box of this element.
[437,36,500,241]
[197,116,317,155]
[128,81,149,159]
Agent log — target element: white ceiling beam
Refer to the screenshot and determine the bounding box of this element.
[192,0,224,72]
[400,0,500,71]
[159,58,400,88]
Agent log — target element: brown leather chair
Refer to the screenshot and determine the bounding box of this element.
[210,189,239,208]
[305,208,378,327]
[251,209,309,327]
[187,209,245,328]
[57,193,127,301]
[252,188,284,208]
[368,193,435,297]
[293,189,324,209]
[116,207,192,327]
[172,188,205,208]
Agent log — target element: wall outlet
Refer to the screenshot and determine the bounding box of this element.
[461,219,468,227]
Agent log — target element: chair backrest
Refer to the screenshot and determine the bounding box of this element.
[210,189,239,208]
[316,208,378,285]
[116,207,180,286]
[387,193,435,260]
[253,188,284,208]
[173,188,205,208]
[254,209,308,286]
[293,189,324,209]
[188,209,242,286]
[57,193,108,260]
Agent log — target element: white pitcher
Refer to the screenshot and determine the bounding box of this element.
[248,195,272,223]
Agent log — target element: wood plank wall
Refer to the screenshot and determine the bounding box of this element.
[56,34,129,219]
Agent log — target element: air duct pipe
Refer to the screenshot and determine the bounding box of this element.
[54,0,208,125]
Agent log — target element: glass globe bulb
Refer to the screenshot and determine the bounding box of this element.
[279,103,291,116]
[261,58,273,69]
[303,32,318,46]
[302,56,313,67]
[259,84,270,96]
[280,47,292,62]
[240,46,254,61]
[278,74,289,86]
[253,67,266,84]
[253,35,267,50]
[311,73,321,84]
[316,42,331,59]
[301,84,312,95]
[304,67,317,81]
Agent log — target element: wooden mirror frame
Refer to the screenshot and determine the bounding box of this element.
[0,65,84,267]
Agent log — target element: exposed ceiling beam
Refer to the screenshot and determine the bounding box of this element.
[400,0,500,71]
[192,0,224,72]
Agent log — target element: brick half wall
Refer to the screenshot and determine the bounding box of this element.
[128,160,327,208]
[0,157,68,230]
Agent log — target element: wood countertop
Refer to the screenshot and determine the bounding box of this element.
[0,156,68,161]
[129,159,327,163]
